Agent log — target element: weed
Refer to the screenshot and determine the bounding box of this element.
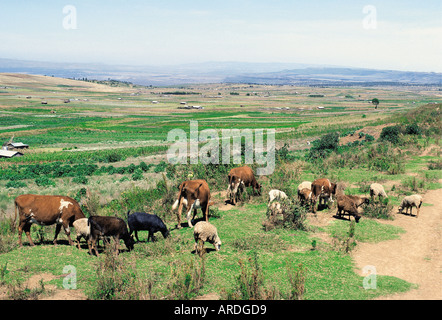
[286,262,306,300]
[166,256,206,300]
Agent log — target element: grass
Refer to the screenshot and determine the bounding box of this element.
[1,78,440,300]
[0,197,411,300]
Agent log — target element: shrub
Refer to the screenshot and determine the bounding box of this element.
[307,132,339,160]
[405,123,422,135]
[35,176,55,187]
[380,126,400,144]
[131,169,144,181]
[5,180,26,188]
[363,199,394,220]
[72,176,88,184]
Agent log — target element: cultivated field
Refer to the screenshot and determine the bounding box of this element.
[0,73,441,300]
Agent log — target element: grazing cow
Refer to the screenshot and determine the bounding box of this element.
[127,211,169,242]
[172,179,211,229]
[14,194,85,246]
[227,166,262,205]
[87,216,134,256]
[311,178,337,213]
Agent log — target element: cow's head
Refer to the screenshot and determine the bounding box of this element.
[125,235,135,251]
[330,182,338,195]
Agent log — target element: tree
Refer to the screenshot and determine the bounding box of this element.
[372,98,379,109]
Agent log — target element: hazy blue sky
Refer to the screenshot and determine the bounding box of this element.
[0,1,441,71]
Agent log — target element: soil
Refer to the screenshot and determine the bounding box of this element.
[352,187,441,300]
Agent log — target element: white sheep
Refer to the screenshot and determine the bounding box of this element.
[369,183,388,201]
[297,181,312,193]
[398,194,423,217]
[72,218,90,249]
[267,201,284,218]
[193,221,222,254]
[268,189,288,203]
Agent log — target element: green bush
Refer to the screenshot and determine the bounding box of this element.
[307,132,339,160]
[72,176,88,184]
[405,123,421,135]
[35,176,55,187]
[5,180,27,188]
[131,169,144,181]
[380,126,400,144]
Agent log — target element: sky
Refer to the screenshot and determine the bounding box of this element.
[0,0,441,72]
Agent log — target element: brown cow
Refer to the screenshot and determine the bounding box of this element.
[14,194,85,246]
[227,166,261,205]
[311,178,337,213]
[87,216,135,256]
[172,179,211,229]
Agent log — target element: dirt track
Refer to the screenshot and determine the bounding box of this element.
[352,187,442,300]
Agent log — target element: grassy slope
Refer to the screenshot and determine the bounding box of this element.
[0,201,412,300]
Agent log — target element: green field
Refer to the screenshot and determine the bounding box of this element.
[0,73,441,300]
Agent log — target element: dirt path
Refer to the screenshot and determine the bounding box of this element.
[352,188,442,300]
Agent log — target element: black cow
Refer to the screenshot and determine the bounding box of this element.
[127,211,169,242]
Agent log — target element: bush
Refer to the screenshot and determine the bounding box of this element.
[72,176,88,184]
[307,132,339,160]
[5,180,26,188]
[35,176,55,187]
[363,199,394,220]
[131,169,144,181]
[380,126,400,144]
[405,123,422,135]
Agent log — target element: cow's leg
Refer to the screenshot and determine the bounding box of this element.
[62,221,74,246]
[23,222,35,246]
[176,198,184,229]
[92,238,99,256]
[53,224,62,245]
[87,239,92,255]
[187,208,194,228]
[134,230,140,242]
[203,203,209,222]
[18,221,26,247]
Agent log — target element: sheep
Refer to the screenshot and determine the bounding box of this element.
[335,194,364,223]
[370,183,388,202]
[398,194,423,217]
[193,221,222,255]
[297,181,312,193]
[297,188,315,212]
[268,189,288,203]
[72,218,90,249]
[267,201,284,218]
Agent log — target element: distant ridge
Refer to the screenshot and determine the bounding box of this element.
[0,58,440,86]
[224,67,442,86]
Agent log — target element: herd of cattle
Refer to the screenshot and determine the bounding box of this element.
[12,165,423,255]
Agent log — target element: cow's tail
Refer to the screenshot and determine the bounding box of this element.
[13,200,18,228]
[88,217,103,234]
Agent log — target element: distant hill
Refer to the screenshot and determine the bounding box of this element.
[224,67,442,86]
[0,58,440,86]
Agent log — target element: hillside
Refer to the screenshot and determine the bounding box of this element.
[0,73,134,93]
